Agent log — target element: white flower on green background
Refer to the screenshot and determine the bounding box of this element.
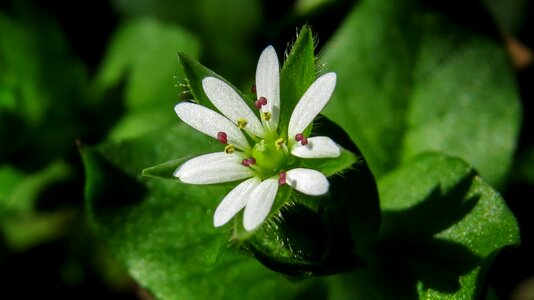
[174,46,340,231]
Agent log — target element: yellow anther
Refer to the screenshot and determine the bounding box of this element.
[224,144,235,154]
[262,111,272,121]
[237,118,248,129]
[275,138,285,149]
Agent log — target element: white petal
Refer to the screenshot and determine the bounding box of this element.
[175,102,250,151]
[286,168,329,196]
[291,136,341,158]
[213,177,260,227]
[243,178,279,231]
[255,46,280,128]
[174,152,253,184]
[202,77,264,138]
[288,72,337,138]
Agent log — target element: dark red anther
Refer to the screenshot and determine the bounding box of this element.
[255,100,262,109]
[217,132,228,144]
[278,171,287,185]
[251,84,256,94]
[241,157,256,167]
[295,133,308,146]
[255,96,267,109]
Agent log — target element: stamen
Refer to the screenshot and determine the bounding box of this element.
[255,100,262,109]
[224,144,235,154]
[275,138,285,149]
[255,96,268,109]
[237,118,248,129]
[278,171,287,186]
[262,111,272,121]
[217,132,228,144]
[241,157,256,167]
[295,133,308,146]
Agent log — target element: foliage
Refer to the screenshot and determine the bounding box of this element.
[0,0,529,298]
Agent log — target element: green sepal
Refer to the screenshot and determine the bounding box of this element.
[279,25,317,137]
[178,52,257,114]
[142,157,191,181]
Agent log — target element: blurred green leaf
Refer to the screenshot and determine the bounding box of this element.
[328,152,520,299]
[514,144,534,185]
[322,0,521,186]
[93,18,200,140]
[0,12,88,167]
[82,124,324,299]
[0,161,72,216]
[111,0,261,83]
[1,209,76,252]
[0,160,74,252]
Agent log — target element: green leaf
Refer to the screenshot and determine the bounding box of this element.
[93,18,200,140]
[327,152,519,299]
[82,123,324,299]
[1,209,76,252]
[322,0,521,186]
[0,161,73,216]
[0,12,88,167]
[111,0,262,83]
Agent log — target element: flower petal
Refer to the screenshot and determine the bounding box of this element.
[202,77,264,138]
[174,152,253,184]
[243,177,278,231]
[213,177,260,227]
[255,46,280,129]
[286,168,329,196]
[291,136,341,158]
[175,102,250,151]
[288,72,337,138]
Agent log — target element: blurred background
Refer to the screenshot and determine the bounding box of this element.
[0,0,532,298]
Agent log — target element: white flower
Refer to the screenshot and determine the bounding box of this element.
[174,46,340,231]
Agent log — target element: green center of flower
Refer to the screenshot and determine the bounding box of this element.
[251,137,287,179]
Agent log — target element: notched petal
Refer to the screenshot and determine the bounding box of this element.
[256,46,280,128]
[175,102,251,150]
[286,168,329,196]
[291,136,341,158]
[243,178,279,231]
[214,177,260,227]
[202,77,264,138]
[174,152,253,184]
[288,72,337,138]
